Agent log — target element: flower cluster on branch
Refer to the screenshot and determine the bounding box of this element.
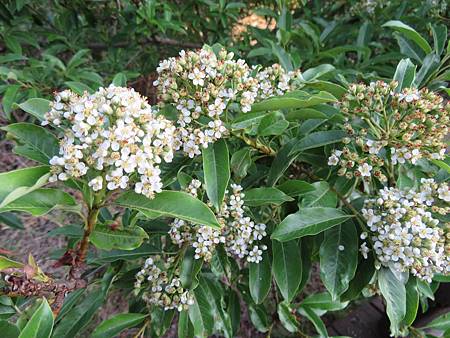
[328,81,449,182]
[361,179,449,281]
[169,179,268,263]
[44,85,179,199]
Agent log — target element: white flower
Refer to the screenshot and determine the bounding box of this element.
[88,176,103,191]
[188,68,205,86]
[358,163,372,177]
[438,185,450,202]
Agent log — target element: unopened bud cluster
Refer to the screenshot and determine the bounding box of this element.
[329,81,448,182]
[134,256,194,311]
[44,85,179,199]
[155,47,300,158]
[169,180,268,263]
[361,179,449,281]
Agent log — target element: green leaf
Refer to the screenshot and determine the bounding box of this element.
[248,303,269,333]
[0,166,49,206]
[289,130,346,155]
[285,107,328,121]
[300,181,337,207]
[19,298,54,338]
[298,306,328,337]
[301,64,335,81]
[251,91,337,112]
[267,139,301,186]
[0,256,24,270]
[16,98,50,121]
[278,302,300,333]
[414,53,440,87]
[378,267,406,336]
[0,189,79,216]
[178,311,194,338]
[53,288,106,338]
[393,59,416,92]
[88,244,161,264]
[277,180,314,197]
[301,292,349,312]
[382,20,432,54]
[431,24,447,56]
[0,320,20,338]
[249,251,271,304]
[2,123,59,164]
[303,81,347,99]
[272,240,302,302]
[180,247,203,289]
[202,139,230,211]
[2,84,20,119]
[257,112,289,136]
[423,312,450,331]
[230,148,252,178]
[64,81,93,95]
[341,254,375,301]
[0,212,24,229]
[231,111,267,130]
[431,159,450,174]
[319,221,358,300]
[116,191,220,228]
[92,313,147,338]
[112,73,127,86]
[244,187,293,206]
[404,278,419,326]
[271,207,351,242]
[189,279,215,337]
[90,224,148,251]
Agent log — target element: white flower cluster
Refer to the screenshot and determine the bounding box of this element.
[134,256,194,311]
[44,85,179,199]
[155,47,301,158]
[169,180,268,263]
[361,179,449,282]
[330,82,449,183]
[254,63,301,99]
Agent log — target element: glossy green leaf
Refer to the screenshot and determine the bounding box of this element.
[257,112,289,136]
[188,279,215,337]
[2,84,20,119]
[0,256,24,270]
[92,313,147,338]
[202,139,230,211]
[286,107,328,121]
[393,59,416,92]
[267,139,301,186]
[230,148,252,178]
[88,244,161,264]
[383,20,432,54]
[414,53,440,87]
[64,81,93,95]
[298,306,328,337]
[289,130,346,155]
[178,310,194,338]
[278,302,300,333]
[301,64,335,81]
[16,98,50,121]
[116,191,220,228]
[90,224,148,251]
[249,251,271,304]
[277,180,314,197]
[0,166,50,206]
[0,212,24,229]
[251,91,336,112]
[272,207,350,241]
[272,240,302,302]
[404,278,419,326]
[431,24,447,56]
[19,298,54,338]
[341,254,375,301]
[300,181,337,207]
[0,189,79,216]
[244,187,293,206]
[0,320,20,338]
[180,248,203,289]
[303,81,347,99]
[378,267,406,336]
[423,312,450,331]
[301,292,349,312]
[319,221,358,300]
[112,72,127,86]
[2,123,59,164]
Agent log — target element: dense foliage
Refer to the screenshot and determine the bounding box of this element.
[0,1,449,337]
